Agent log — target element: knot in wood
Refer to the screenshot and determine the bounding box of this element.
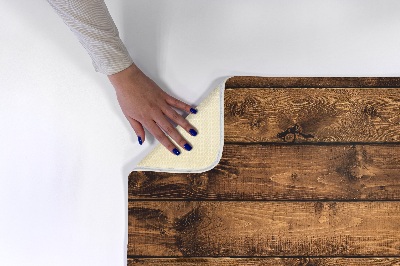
[277,123,315,142]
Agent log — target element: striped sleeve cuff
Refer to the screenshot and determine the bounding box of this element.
[47,0,134,75]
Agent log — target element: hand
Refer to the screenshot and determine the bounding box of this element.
[107,63,198,156]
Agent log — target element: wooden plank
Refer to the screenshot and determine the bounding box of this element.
[129,144,400,200]
[128,201,400,257]
[224,88,400,143]
[225,76,400,88]
[128,257,400,266]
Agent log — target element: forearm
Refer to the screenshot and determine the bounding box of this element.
[46,0,134,75]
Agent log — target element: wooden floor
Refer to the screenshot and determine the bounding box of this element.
[127,77,400,265]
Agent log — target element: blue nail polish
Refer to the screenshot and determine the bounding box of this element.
[190,108,197,114]
[172,148,180,155]
[189,129,197,136]
[184,143,192,151]
[138,136,142,145]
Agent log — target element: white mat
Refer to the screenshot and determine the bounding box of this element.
[133,76,231,173]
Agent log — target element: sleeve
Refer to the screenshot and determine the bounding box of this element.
[46,0,134,75]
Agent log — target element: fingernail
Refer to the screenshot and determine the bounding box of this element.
[172,148,180,155]
[138,136,142,145]
[190,108,197,114]
[184,143,192,151]
[189,129,197,136]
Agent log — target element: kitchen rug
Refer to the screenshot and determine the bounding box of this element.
[132,76,231,173]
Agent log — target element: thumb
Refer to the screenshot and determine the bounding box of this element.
[126,116,145,145]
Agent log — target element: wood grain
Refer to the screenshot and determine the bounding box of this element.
[224,88,400,143]
[128,257,400,266]
[129,144,400,200]
[128,77,400,263]
[128,201,400,257]
[225,77,400,88]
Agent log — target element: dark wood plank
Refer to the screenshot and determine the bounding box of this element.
[224,88,400,143]
[128,257,400,266]
[128,201,400,256]
[129,144,400,200]
[225,77,400,88]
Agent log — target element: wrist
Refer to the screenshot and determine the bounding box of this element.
[107,63,141,92]
[108,63,140,83]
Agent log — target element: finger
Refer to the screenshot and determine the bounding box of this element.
[162,105,198,138]
[165,95,197,114]
[155,111,193,152]
[126,116,145,145]
[144,119,182,156]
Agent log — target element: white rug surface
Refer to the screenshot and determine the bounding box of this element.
[134,77,229,173]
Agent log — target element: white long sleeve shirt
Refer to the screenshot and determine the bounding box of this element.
[46,0,134,75]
